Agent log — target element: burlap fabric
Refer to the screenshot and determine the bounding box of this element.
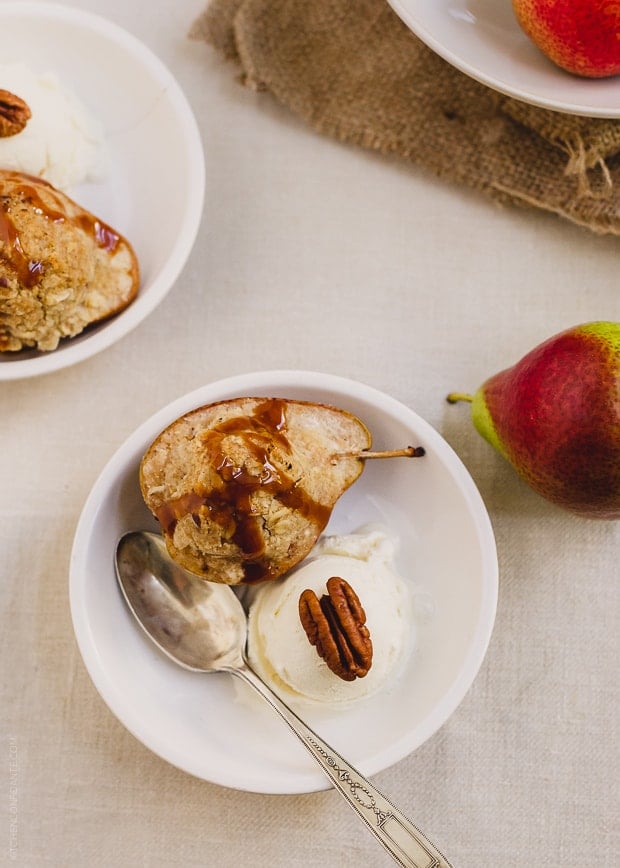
[191,0,620,236]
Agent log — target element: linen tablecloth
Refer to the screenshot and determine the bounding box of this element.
[2,0,618,865]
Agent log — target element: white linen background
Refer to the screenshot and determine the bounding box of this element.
[1,0,618,865]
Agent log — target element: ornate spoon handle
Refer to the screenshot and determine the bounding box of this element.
[230,662,454,868]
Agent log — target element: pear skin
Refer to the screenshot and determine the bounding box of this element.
[512,0,620,78]
[448,322,620,519]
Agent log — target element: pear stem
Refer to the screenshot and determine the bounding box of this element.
[446,392,474,404]
[337,446,425,461]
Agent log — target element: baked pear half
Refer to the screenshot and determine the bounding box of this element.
[0,170,139,351]
[139,397,373,585]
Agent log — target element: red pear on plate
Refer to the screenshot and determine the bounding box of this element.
[448,322,620,519]
[512,0,620,78]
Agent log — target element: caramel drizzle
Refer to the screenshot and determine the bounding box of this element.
[0,172,120,287]
[155,399,332,583]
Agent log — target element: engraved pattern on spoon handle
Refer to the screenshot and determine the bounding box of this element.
[230,663,454,868]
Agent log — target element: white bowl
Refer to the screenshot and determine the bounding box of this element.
[388,0,620,117]
[0,2,204,379]
[70,370,498,794]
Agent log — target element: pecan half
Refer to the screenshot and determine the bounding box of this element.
[0,90,31,137]
[299,577,373,681]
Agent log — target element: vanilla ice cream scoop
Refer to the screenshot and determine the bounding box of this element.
[0,63,103,191]
[247,527,413,707]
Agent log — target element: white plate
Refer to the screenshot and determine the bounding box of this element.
[70,371,498,794]
[388,0,620,117]
[0,2,204,379]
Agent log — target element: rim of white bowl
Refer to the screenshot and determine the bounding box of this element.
[387,0,620,118]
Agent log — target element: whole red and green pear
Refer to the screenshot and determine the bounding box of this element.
[512,0,620,78]
[448,322,620,519]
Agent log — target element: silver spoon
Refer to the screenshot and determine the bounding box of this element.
[115,530,454,868]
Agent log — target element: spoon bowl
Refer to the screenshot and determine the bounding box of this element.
[116,531,245,672]
[115,529,454,868]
